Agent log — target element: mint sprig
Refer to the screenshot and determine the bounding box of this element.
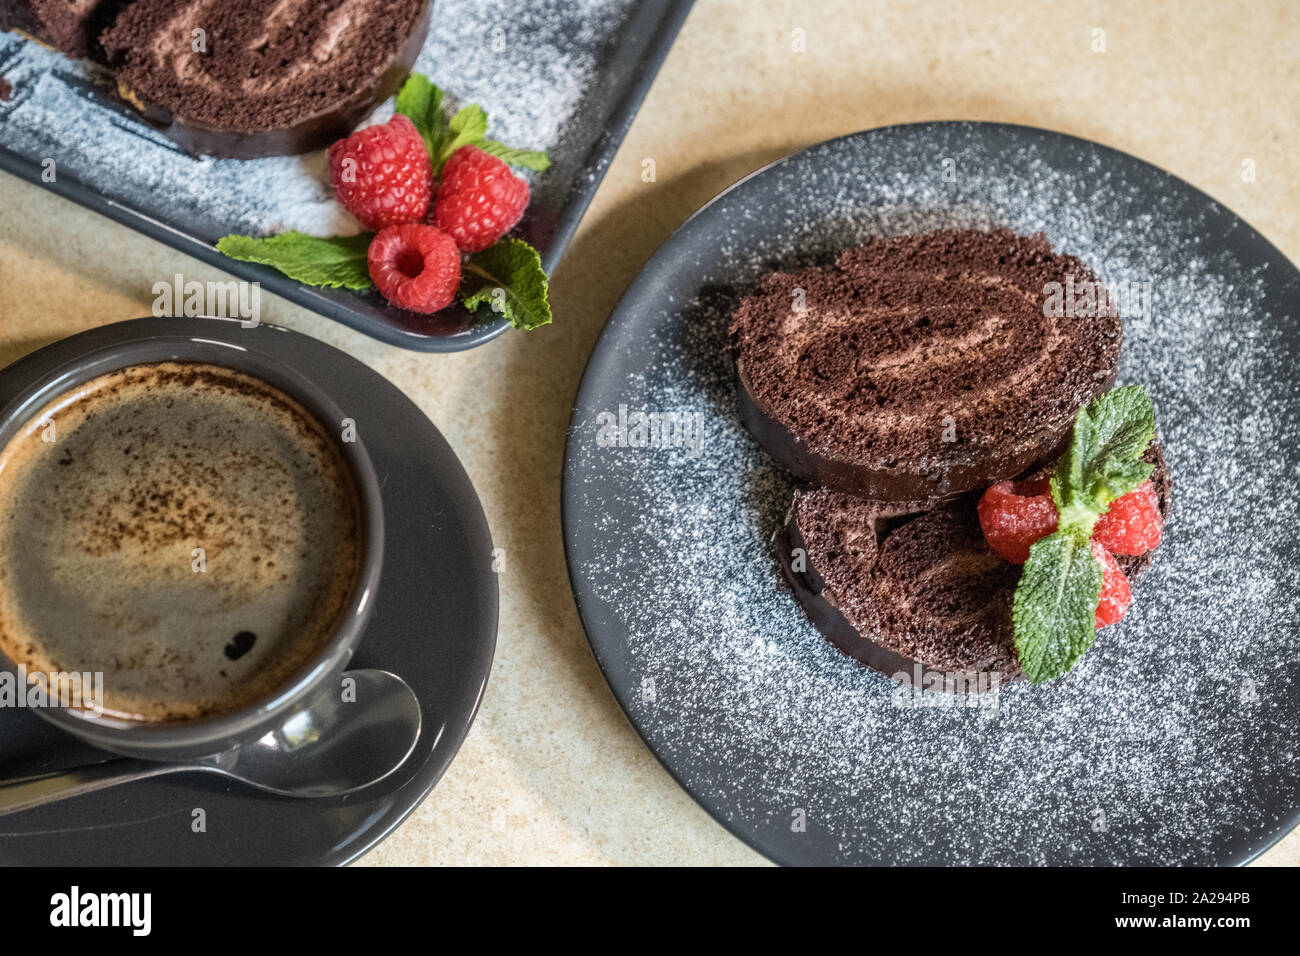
[216,232,374,289]
[394,75,550,175]
[1014,530,1104,682]
[460,239,552,330]
[477,140,550,171]
[438,104,489,167]
[1013,384,1157,682]
[1050,385,1156,533]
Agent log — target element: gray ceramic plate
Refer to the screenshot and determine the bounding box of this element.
[563,122,1300,866]
[0,317,497,865]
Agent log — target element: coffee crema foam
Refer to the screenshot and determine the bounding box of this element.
[0,362,362,722]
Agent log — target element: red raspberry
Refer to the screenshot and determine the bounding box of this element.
[1092,481,1163,556]
[1092,540,1131,628]
[433,145,530,252]
[368,224,460,314]
[328,114,433,231]
[977,477,1058,564]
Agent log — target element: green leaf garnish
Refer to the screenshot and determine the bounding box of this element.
[439,105,488,166]
[1050,384,1155,533]
[1013,384,1158,681]
[477,139,550,171]
[216,232,374,290]
[1014,530,1103,683]
[393,74,549,175]
[392,73,447,160]
[460,239,552,330]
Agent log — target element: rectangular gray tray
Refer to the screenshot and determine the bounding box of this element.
[0,0,693,351]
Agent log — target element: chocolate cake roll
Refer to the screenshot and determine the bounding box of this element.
[731,229,1123,507]
[99,0,433,157]
[0,0,127,59]
[777,443,1172,681]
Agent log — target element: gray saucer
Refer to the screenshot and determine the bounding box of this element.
[0,317,497,865]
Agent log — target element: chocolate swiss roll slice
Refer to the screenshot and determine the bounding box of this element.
[0,0,127,59]
[776,442,1172,682]
[99,0,433,158]
[730,229,1123,508]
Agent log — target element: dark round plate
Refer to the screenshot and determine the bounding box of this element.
[562,122,1300,866]
[0,317,497,865]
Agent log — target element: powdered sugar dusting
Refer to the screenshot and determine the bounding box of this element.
[0,0,634,237]
[567,124,1300,864]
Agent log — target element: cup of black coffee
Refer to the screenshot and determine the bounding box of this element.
[0,318,384,760]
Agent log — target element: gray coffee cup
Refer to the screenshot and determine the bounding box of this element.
[0,317,385,761]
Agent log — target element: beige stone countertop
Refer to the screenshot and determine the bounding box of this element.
[1,0,1297,865]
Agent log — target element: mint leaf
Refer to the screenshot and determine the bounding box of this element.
[438,104,489,165]
[1013,530,1104,683]
[1052,384,1155,524]
[392,73,550,174]
[1082,385,1156,504]
[1090,385,1157,464]
[216,232,373,290]
[478,139,550,171]
[460,239,551,330]
[1051,403,1101,528]
[393,73,447,159]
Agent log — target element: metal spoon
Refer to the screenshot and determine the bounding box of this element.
[0,669,421,816]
